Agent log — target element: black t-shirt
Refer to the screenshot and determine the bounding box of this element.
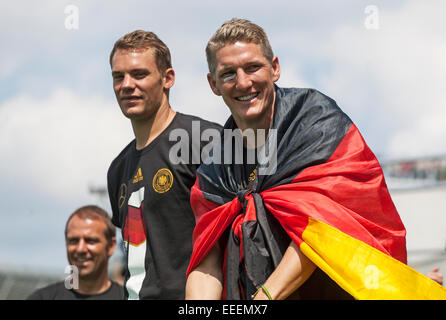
[27,281,125,300]
[107,112,222,300]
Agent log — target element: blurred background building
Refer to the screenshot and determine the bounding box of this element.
[382,155,446,276]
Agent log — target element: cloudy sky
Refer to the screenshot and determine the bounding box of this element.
[1,1,445,273]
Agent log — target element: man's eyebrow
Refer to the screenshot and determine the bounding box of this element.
[112,69,149,75]
[217,59,266,73]
[85,236,100,241]
[216,66,234,75]
[130,68,149,73]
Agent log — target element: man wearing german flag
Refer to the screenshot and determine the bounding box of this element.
[185,18,446,300]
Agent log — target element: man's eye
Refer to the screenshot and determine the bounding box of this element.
[113,74,124,81]
[246,65,261,73]
[222,72,236,83]
[133,73,147,79]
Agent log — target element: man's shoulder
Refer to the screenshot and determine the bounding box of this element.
[27,281,67,300]
[27,281,125,300]
[277,86,339,109]
[108,281,125,299]
[107,139,136,175]
[174,112,223,131]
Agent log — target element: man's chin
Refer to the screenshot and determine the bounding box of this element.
[121,107,150,120]
[120,104,143,118]
[72,262,93,275]
[124,111,155,122]
[78,268,97,280]
[233,109,265,125]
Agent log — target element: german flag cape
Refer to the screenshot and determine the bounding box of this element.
[187,86,446,299]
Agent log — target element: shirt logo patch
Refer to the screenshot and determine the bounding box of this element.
[152,168,173,194]
[132,168,143,183]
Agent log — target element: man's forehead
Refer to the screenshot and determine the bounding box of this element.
[214,42,267,68]
[111,48,155,69]
[66,216,106,236]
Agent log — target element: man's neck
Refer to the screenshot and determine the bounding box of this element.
[76,274,111,296]
[131,103,176,150]
[236,100,275,149]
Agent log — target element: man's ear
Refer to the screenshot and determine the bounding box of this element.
[207,73,221,96]
[271,56,280,82]
[163,68,175,90]
[107,237,117,258]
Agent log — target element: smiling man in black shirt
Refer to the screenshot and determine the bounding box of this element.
[28,205,124,300]
[107,30,221,299]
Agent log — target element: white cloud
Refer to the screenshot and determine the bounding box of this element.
[313,1,446,159]
[276,61,313,90]
[0,88,133,204]
[0,86,134,270]
[170,67,230,125]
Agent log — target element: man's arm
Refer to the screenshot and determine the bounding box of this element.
[253,241,316,300]
[107,167,121,228]
[185,242,223,299]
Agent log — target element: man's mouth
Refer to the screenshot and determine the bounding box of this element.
[121,95,142,102]
[73,258,92,266]
[235,92,259,102]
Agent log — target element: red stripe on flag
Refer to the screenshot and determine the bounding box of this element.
[262,124,406,263]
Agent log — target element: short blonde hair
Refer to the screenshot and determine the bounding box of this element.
[206,18,274,75]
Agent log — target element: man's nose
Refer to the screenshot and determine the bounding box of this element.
[235,70,252,90]
[121,74,135,90]
[76,239,88,253]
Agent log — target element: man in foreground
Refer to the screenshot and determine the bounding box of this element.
[185,18,446,299]
[107,30,221,299]
[28,205,124,300]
